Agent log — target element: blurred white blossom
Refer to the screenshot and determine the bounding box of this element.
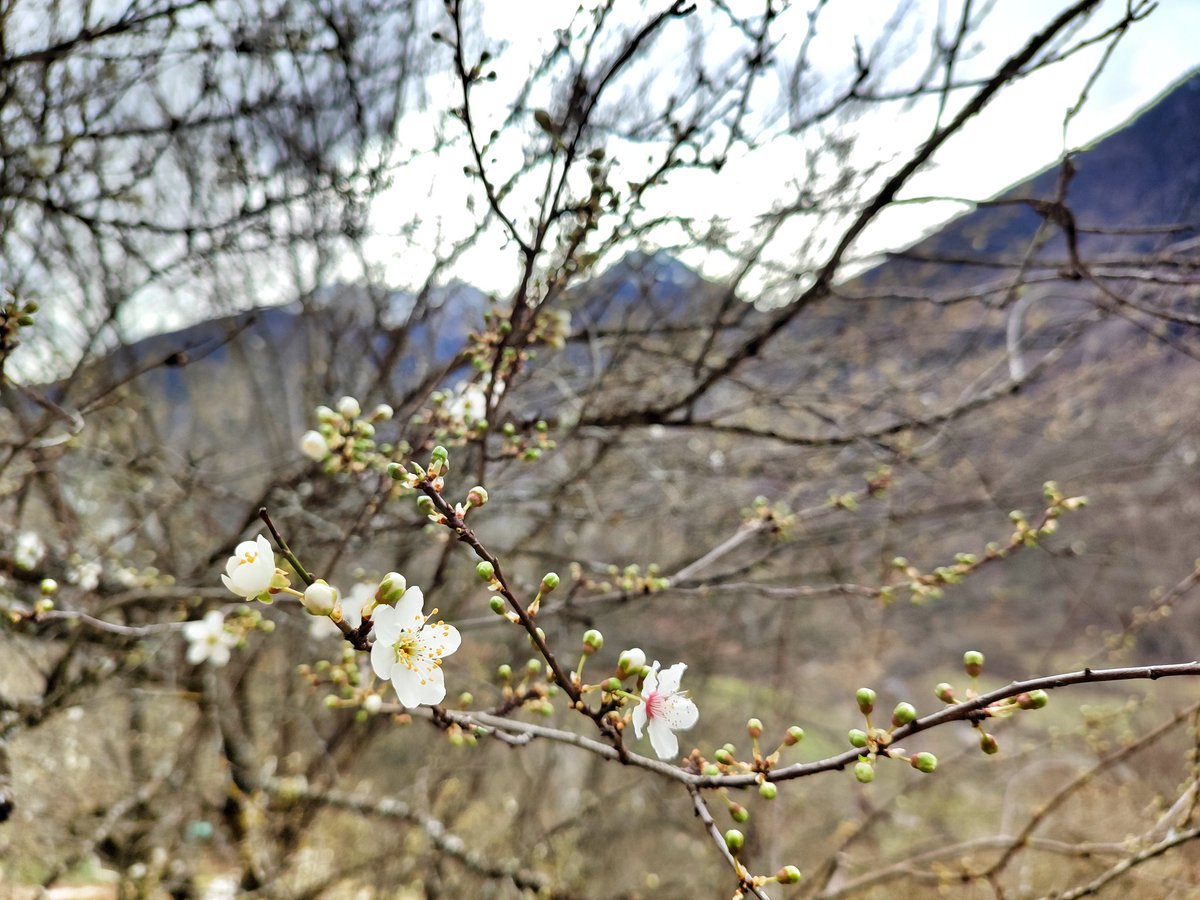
[183,610,237,667]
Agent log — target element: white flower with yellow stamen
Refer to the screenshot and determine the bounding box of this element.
[370,585,460,707]
[220,534,276,600]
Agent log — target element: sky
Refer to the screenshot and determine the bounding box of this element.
[354,0,1200,301]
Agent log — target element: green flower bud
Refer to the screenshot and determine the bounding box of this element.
[489,596,506,614]
[466,485,489,507]
[604,677,622,692]
[387,462,405,480]
[730,803,749,824]
[525,658,542,675]
[539,572,560,593]
[911,752,937,774]
[746,718,763,739]
[934,682,956,703]
[856,687,876,715]
[854,760,875,783]
[848,729,868,749]
[476,561,495,581]
[497,664,512,681]
[784,725,805,746]
[416,495,435,514]
[759,782,778,800]
[891,702,917,727]
[430,445,449,463]
[714,748,734,765]
[39,578,57,595]
[724,829,744,854]
[582,629,604,653]
[702,764,720,777]
[980,732,999,755]
[776,865,802,885]
[378,572,407,603]
[1018,689,1048,710]
[963,650,985,677]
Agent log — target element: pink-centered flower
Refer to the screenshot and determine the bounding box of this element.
[220,534,276,600]
[370,586,461,707]
[632,662,699,760]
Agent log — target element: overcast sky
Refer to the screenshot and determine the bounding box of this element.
[356,0,1200,299]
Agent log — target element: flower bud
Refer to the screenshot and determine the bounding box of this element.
[618,648,646,676]
[466,485,489,507]
[582,629,604,653]
[724,829,744,854]
[854,761,875,783]
[302,580,338,616]
[387,462,405,480]
[497,664,512,681]
[759,782,778,800]
[372,403,394,421]
[963,650,985,677]
[776,865,802,885]
[856,687,876,715]
[39,578,58,595]
[604,677,622,692]
[848,729,868,749]
[702,764,720,777]
[730,803,749,823]
[314,405,335,422]
[378,572,407,603]
[539,572,560,593]
[934,682,956,703]
[416,495,435,515]
[363,694,383,714]
[525,658,541,676]
[891,702,917,727]
[299,430,328,461]
[714,748,734,765]
[489,596,506,614]
[336,396,361,419]
[746,718,763,739]
[1017,689,1048,710]
[784,725,805,746]
[476,561,495,581]
[911,751,938,773]
[980,732,999,755]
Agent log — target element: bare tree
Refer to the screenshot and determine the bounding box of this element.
[4,1,1200,897]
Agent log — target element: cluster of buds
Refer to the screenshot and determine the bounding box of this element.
[744,495,797,538]
[934,650,1049,757]
[299,397,401,478]
[568,560,669,597]
[0,290,37,368]
[846,687,937,783]
[885,485,1088,605]
[700,719,806,807]
[498,418,556,462]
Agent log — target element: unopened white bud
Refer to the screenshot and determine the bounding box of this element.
[299,430,328,461]
[336,396,361,419]
[302,580,338,616]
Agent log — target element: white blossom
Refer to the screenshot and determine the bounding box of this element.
[183,610,238,667]
[14,531,45,570]
[370,586,461,707]
[68,559,103,592]
[632,662,699,760]
[220,534,276,600]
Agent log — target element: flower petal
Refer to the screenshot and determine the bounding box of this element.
[394,586,425,625]
[632,702,647,739]
[419,621,460,659]
[370,637,394,679]
[372,605,402,643]
[647,718,680,760]
[660,695,699,730]
[390,669,422,708]
[655,662,686,694]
